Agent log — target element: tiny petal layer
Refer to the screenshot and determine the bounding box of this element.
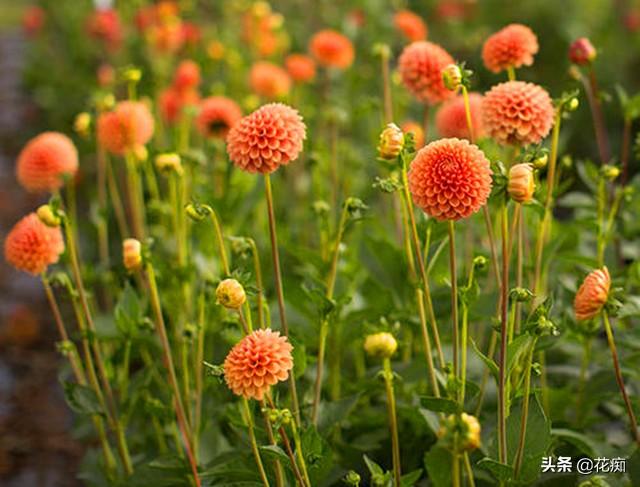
[226,103,306,174]
[436,93,485,140]
[574,267,610,321]
[408,138,493,221]
[223,329,293,400]
[482,23,538,73]
[398,41,454,105]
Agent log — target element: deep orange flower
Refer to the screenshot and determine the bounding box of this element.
[309,30,355,69]
[569,38,596,65]
[398,41,454,105]
[16,132,78,193]
[223,329,293,400]
[147,21,185,54]
[159,87,200,125]
[436,93,485,140]
[285,54,316,83]
[86,8,123,51]
[401,121,425,148]
[394,10,428,42]
[574,267,610,321]
[249,61,291,99]
[196,96,242,139]
[482,81,554,146]
[227,103,306,174]
[173,60,201,91]
[97,63,115,87]
[482,24,538,73]
[181,22,201,47]
[408,138,493,221]
[22,6,45,37]
[4,213,64,275]
[97,101,155,155]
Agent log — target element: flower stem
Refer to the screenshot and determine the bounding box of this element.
[498,203,509,466]
[380,48,393,123]
[264,173,301,424]
[383,358,402,487]
[576,337,592,426]
[448,221,459,381]
[603,311,640,446]
[513,339,537,478]
[124,151,146,239]
[242,399,270,487]
[584,66,611,164]
[417,288,440,397]
[622,117,631,184]
[248,238,266,329]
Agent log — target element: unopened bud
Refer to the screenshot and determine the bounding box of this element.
[364,332,397,359]
[472,255,488,270]
[438,413,481,452]
[216,279,246,309]
[602,165,620,181]
[37,204,61,227]
[377,123,405,160]
[569,38,597,65]
[155,152,183,175]
[508,163,535,203]
[123,238,142,271]
[74,112,92,138]
[344,471,361,486]
[122,66,142,83]
[442,64,462,91]
[532,153,548,169]
[132,144,148,163]
[566,97,579,112]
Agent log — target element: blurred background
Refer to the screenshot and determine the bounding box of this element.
[1,0,640,485]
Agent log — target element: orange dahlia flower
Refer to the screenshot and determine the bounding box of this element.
[86,8,123,51]
[22,6,45,37]
[196,96,242,139]
[285,54,316,83]
[97,101,155,155]
[398,41,454,105]
[159,87,199,125]
[436,93,485,140]
[226,103,306,174]
[574,267,610,321]
[408,138,492,221]
[223,329,293,400]
[249,61,291,99]
[482,81,554,146]
[482,24,538,73]
[16,132,78,193]
[401,121,425,148]
[172,59,201,91]
[4,213,64,275]
[394,10,428,42]
[309,30,355,69]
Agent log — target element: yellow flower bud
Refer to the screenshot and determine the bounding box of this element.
[123,239,142,271]
[364,332,397,359]
[602,165,620,181]
[155,152,183,176]
[96,93,116,112]
[122,67,142,83]
[460,413,481,451]
[74,112,92,138]
[532,153,548,169]
[377,123,405,160]
[438,413,481,452]
[442,64,462,91]
[37,205,61,227]
[216,279,247,309]
[132,144,148,163]
[207,40,225,60]
[508,163,535,204]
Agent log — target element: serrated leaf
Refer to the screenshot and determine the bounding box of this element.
[62,381,105,416]
[477,458,513,481]
[424,446,452,487]
[470,338,499,380]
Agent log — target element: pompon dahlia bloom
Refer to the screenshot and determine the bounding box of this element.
[4,213,64,275]
[223,329,293,400]
[436,93,485,140]
[408,138,493,221]
[97,101,155,155]
[401,121,425,148]
[17,132,79,193]
[196,96,242,139]
[482,24,538,73]
[574,267,611,321]
[309,30,355,69]
[226,103,306,174]
[394,10,428,42]
[172,60,201,91]
[482,81,554,146]
[249,61,291,99]
[159,87,199,124]
[285,54,316,83]
[86,8,123,51]
[398,41,455,105]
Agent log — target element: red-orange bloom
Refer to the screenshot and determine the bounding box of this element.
[86,8,123,51]
[482,81,554,146]
[159,87,199,125]
[408,138,492,221]
[574,267,610,321]
[249,61,291,99]
[227,103,306,174]
[394,10,428,42]
[22,6,45,37]
[97,101,155,155]
[309,30,355,69]
[482,24,538,73]
[196,96,242,139]
[401,121,425,149]
[398,41,455,105]
[223,329,293,400]
[4,213,64,275]
[285,54,316,83]
[436,93,485,140]
[181,22,201,47]
[173,60,201,91]
[16,132,78,193]
[97,63,115,87]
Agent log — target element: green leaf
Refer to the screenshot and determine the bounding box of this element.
[62,381,105,416]
[470,338,498,380]
[301,426,333,485]
[114,283,143,336]
[258,445,290,464]
[363,454,384,476]
[629,448,640,487]
[420,396,458,414]
[290,337,307,379]
[477,458,513,481]
[317,394,360,434]
[506,334,534,375]
[423,446,452,487]
[551,428,600,458]
[400,469,422,486]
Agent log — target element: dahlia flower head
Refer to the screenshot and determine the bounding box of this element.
[86,8,123,51]
[4,213,64,276]
[249,61,291,99]
[285,54,316,83]
[172,59,201,91]
[398,41,455,105]
[394,10,428,42]
[223,329,293,400]
[22,6,45,37]
[196,96,242,139]
[401,121,425,148]
[16,132,79,193]
[309,30,355,69]
[97,101,155,155]
[408,138,493,221]
[482,81,554,146]
[436,93,485,140]
[159,87,200,125]
[226,103,306,174]
[482,23,538,73]
[574,267,610,321]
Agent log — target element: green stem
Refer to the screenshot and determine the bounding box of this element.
[383,358,402,487]
[452,447,460,487]
[242,399,270,487]
[576,337,592,426]
[463,452,476,487]
[124,151,146,239]
[417,288,440,397]
[506,66,516,81]
[498,203,509,466]
[449,221,459,381]
[248,238,266,329]
[513,339,538,477]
